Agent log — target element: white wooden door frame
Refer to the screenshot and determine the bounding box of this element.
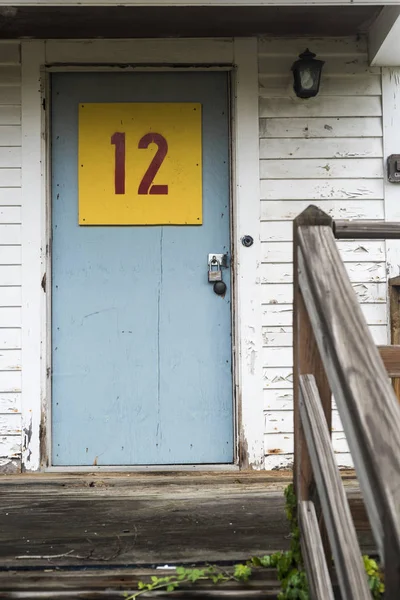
[20,37,264,472]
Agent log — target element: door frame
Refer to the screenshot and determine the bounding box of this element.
[20,38,264,472]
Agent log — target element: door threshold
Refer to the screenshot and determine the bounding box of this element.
[46,464,239,473]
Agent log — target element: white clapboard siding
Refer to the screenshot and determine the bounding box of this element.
[0,146,21,167]
[262,303,387,328]
[0,329,21,350]
[265,453,353,470]
[0,246,21,265]
[261,262,387,284]
[0,42,21,66]
[0,435,20,458]
[265,432,350,455]
[260,158,383,179]
[0,126,21,147]
[262,324,387,349]
[259,97,381,119]
[260,179,383,201]
[259,75,382,98]
[0,169,21,187]
[0,106,20,126]
[261,240,385,263]
[261,282,387,305]
[259,37,384,469]
[0,207,21,224]
[0,392,21,413]
[260,138,383,159]
[0,88,21,105]
[0,413,21,435]
[0,41,22,470]
[260,200,384,221]
[0,288,21,307]
[264,410,343,434]
[259,117,383,139]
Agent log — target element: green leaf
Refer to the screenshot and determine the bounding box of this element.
[251,556,262,567]
[233,564,252,581]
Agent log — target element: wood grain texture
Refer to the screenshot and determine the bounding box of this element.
[297,220,400,583]
[335,220,400,239]
[299,501,335,600]
[299,375,371,600]
[378,346,400,378]
[389,279,400,401]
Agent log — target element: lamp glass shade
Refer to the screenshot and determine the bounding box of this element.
[292,49,324,99]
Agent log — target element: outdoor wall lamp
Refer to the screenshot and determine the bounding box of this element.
[291,49,325,99]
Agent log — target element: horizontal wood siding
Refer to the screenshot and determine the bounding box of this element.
[0,42,21,472]
[259,36,384,470]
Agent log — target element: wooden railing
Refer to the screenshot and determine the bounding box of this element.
[293,206,400,600]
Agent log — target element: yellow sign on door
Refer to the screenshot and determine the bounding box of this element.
[78,103,202,225]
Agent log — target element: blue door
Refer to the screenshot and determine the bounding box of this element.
[51,72,233,466]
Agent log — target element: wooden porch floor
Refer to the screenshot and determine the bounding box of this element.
[0,472,373,596]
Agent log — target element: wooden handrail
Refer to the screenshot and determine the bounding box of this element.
[293,205,400,599]
[299,375,370,599]
[334,220,400,239]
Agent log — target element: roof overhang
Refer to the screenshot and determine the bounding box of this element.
[369,7,400,66]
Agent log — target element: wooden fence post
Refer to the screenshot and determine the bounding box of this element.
[293,206,333,563]
[293,205,333,500]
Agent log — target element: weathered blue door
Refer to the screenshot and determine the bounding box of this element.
[51,72,233,466]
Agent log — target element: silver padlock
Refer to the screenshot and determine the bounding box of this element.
[208,257,222,283]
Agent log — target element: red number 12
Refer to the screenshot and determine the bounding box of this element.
[110,132,168,196]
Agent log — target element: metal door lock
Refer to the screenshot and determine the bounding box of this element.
[208,254,228,294]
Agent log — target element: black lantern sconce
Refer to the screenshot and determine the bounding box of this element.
[291,49,325,99]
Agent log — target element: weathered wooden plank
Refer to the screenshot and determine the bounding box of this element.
[262,240,385,263]
[265,408,343,434]
[297,221,400,575]
[258,57,380,78]
[0,266,21,285]
[260,179,383,201]
[259,117,383,139]
[263,346,293,367]
[0,287,21,307]
[0,66,20,85]
[0,349,20,371]
[0,106,20,126]
[0,125,21,146]
[262,282,386,305]
[264,432,350,455]
[261,200,383,221]
[0,187,21,205]
[335,220,400,239]
[0,206,20,224]
[258,37,368,57]
[0,246,21,265]
[0,146,20,168]
[0,42,20,65]
[0,307,21,328]
[262,303,387,327]
[293,208,332,570]
[0,412,21,435]
[259,97,382,119]
[263,327,293,347]
[378,346,400,378]
[0,168,20,187]
[389,280,400,401]
[299,374,371,600]
[0,224,21,245]
[0,434,20,457]
[264,389,293,410]
[299,501,335,600]
[260,138,383,160]
[261,260,386,284]
[264,367,293,389]
[0,391,20,412]
[260,158,383,180]
[259,75,381,97]
[0,86,21,105]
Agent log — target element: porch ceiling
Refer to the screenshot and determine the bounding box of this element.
[0,6,381,38]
